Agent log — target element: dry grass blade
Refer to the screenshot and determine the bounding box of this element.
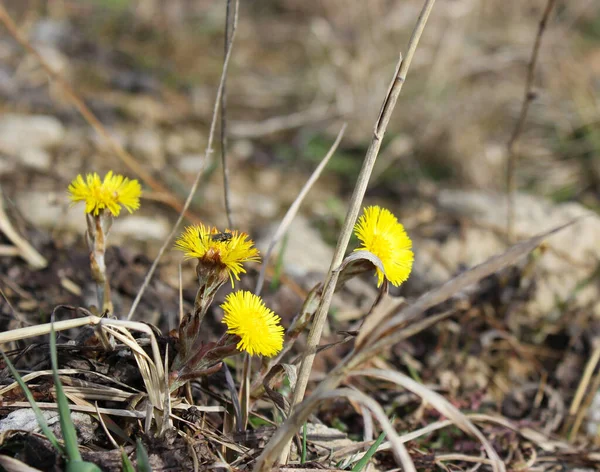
[255,124,347,295]
[0,189,47,269]
[102,325,167,428]
[0,369,139,397]
[0,315,100,344]
[229,105,334,138]
[286,2,437,463]
[358,220,577,354]
[126,0,241,321]
[253,387,416,472]
[435,454,493,466]
[352,369,505,472]
[2,402,145,418]
[0,455,43,472]
[506,0,557,241]
[220,0,240,228]
[565,338,600,437]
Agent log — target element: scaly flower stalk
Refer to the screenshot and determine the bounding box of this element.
[68,172,141,312]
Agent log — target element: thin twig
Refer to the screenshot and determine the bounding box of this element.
[564,338,600,437]
[126,1,240,321]
[0,188,47,269]
[279,0,437,465]
[221,0,239,229]
[254,124,347,296]
[230,105,334,138]
[0,4,197,221]
[506,0,557,242]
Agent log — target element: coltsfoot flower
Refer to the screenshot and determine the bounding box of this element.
[175,224,260,286]
[68,171,142,216]
[221,291,284,357]
[354,205,414,287]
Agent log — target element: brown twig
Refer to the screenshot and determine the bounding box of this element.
[0,4,199,222]
[126,0,241,320]
[278,0,437,465]
[221,0,239,229]
[506,0,557,242]
[0,186,47,269]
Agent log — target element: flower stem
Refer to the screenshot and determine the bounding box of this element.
[87,213,112,312]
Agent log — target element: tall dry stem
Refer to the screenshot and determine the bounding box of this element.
[279,0,437,464]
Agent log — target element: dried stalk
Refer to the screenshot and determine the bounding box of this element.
[0,187,47,269]
[506,0,557,241]
[221,0,240,228]
[126,0,240,320]
[280,0,437,464]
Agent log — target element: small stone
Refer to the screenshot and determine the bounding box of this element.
[111,215,170,242]
[232,139,254,160]
[30,19,72,48]
[247,192,278,219]
[20,148,51,171]
[257,216,333,279]
[131,127,164,168]
[165,133,185,155]
[0,114,65,156]
[0,156,16,175]
[177,154,205,174]
[0,409,95,443]
[415,190,600,318]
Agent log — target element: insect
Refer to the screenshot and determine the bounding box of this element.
[210,231,233,243]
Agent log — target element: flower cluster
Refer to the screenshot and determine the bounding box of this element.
[175,223,283,357]
[354,205,414,287]
[68,171,141,217]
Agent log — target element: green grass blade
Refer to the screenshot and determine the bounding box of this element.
[50,320,82,462]
[351,418,393,472]
[301,422,307,464]
[269,234,289,291]
[0,350,63,454]
[121,448,136,472]
[136,438,152,472]
[66,462,103,472]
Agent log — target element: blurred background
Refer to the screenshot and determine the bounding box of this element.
[0,0,599,320]
[3,0,600,447]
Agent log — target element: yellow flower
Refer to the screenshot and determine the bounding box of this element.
[68,171,142,217]
[221,291,284,357]
[354,205,414,287]
[174,224,260,286]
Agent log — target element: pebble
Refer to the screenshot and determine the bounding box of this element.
[414,190,600,318]
[20,148,52,171]
[0,114,64,156]
[177,154,205,174]
[131,127,164,168]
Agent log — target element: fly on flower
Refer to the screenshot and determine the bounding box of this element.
[354,205,414,287]
[175,224,260,287]
[210,231,233,243]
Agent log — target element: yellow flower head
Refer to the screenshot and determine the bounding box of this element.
[68,171,142,217]
[174,224,260,286]
[221,291,284,357]
[354,205,414,287]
